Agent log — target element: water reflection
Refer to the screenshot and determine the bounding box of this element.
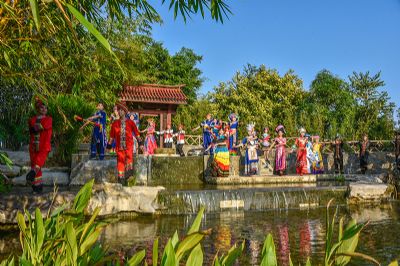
[1,202,399,265]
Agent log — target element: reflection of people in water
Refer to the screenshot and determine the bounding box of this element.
[214,225,232,252]
[246,239,261,265]
[299,221,311,260]
[277,224,290,265]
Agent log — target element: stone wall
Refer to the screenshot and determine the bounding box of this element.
[202,150,396,177]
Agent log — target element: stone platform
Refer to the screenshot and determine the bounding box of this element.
[204,173,386,185]
[0,183,165,224]
[204,174,317,185]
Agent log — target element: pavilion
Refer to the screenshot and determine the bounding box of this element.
[119,84,187,147]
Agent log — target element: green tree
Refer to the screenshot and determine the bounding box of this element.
[301,70,356,139]
[349,71,395,139]
[211,64,305,138]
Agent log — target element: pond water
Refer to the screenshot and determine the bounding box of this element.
[97,201,400,265]
[1,196,399,265]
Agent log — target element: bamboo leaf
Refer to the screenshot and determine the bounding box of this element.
[29,0,40,31]
[65,4,111,53]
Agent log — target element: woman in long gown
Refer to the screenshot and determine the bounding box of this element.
[236,123,259,176]
[142,118,157,155]
[270,125,287,176]
[228,113,239,155]
[295,128,308,176]
[211,129,230,177]
[312,136,324,174]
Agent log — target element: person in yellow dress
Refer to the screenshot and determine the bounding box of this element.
[311,136,324,174]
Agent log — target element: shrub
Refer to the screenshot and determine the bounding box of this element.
[47,94,95,165]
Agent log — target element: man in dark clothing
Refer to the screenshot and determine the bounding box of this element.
[331,134,344,174]
[359,134,370,174]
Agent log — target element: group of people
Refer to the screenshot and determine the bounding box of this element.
[80,102,189,184]
[199,112,386,178]
[26,97,400,192]
[81,102,187,160]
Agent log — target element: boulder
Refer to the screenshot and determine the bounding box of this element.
[88,183,165,215]
[12,168,70,186]
[70,159,117,185]
[0,183,165,224]
[0,165,21,178]
[0,150,30,167]
[347,183,389,202]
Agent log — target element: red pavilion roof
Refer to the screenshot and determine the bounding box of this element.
[120,84,187,105]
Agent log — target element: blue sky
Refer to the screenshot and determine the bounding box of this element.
[151,0,400,109]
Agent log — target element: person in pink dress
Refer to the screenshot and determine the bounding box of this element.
[269,125,287,176]
[141,118,158,155]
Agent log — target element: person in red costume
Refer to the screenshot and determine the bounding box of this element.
[107,102,140,185]
[26,97,52,193]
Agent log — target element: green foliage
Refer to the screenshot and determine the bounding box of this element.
[260,234,277,266]
[210,64,305,138]
[202,66,395,140]
[0,152,13,193]
[47,94,95,165]
[2,179,112,265]
[0,83,32,150]
[300,70,356,139]
[349,71,395,139]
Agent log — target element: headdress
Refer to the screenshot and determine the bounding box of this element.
[335,133,341,140]
[228,113,239,122]
[115,101,128,113]
[34,96,46,111]
[314,135,320,139]
[246,122,255,132]
[299,127,306,134]
[275,125,286,134]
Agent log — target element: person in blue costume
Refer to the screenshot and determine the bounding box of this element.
[128,112,140,155]
[193,113,213,154]
[228,113,239,155]
[86,102,107,160]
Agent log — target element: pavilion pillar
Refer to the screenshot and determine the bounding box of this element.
[167,105,172,127]
[159,113,164,148]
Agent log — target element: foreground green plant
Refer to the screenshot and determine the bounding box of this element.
[2,183,397,265]
[1,179,112,265]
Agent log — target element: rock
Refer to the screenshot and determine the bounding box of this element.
[0,183,165,224]
[0,165,21,178]
[88,183,165,215]
[347,183,389,202]
[0,150,31,167]
[70,159,117,185]
[12,168,70,186]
